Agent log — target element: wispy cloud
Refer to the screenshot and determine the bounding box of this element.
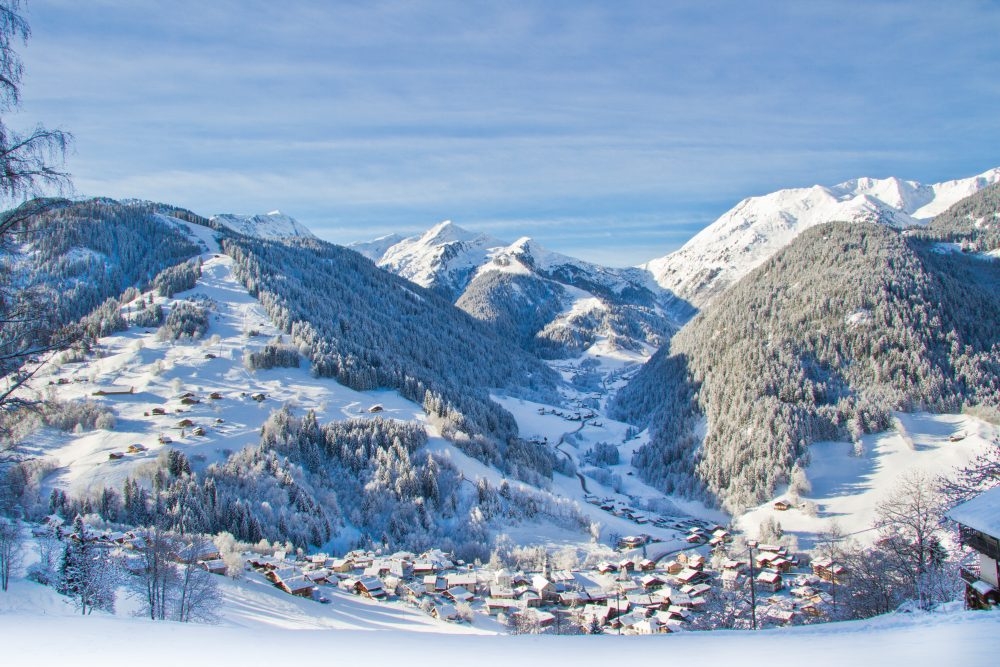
[18,0,1000,265]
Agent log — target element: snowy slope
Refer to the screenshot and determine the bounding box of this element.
[3,575,998,667]
[210,210,316,240]
[21,223,425,499]
[737,412,997,548]
[644,167,1000,308]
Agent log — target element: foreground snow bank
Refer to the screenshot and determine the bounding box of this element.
[2,605,997,667]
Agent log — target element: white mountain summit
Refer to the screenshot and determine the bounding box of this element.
[642,167,1000,309]
[210,210,316,240]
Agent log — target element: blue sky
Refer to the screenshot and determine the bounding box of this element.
[13,0,1000,266]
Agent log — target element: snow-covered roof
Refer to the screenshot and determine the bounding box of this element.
[946,486,1000,538]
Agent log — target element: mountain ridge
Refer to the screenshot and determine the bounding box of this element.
[642,167,1000,309]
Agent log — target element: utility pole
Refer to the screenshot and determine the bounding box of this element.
[615,588,621,636]
[747,540,758,631]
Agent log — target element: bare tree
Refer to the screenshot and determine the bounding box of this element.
[0,0,72,417]
[939,436,1000,506]
[873,470,950,609]
[175,555,221,623]
[130,529,221,623]
[130,526,178,620]
[0,516,22,590]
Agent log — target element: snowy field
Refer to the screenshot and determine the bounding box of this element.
[1,573,998,667]
[738,412,997,547]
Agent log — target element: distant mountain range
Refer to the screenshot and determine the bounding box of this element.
[642,167,1000,308]
[352,221,686,356]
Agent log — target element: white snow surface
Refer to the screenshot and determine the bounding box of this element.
[643,166,1000,308]
[1,573,997,667]
[210,210,316,240]
[737,412,997,548]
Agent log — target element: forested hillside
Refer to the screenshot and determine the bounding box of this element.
[357,222,682,357]
[920,181,1000,251]
[221,234,561,481]
[613,219,1000,511]
[1,199,203,379]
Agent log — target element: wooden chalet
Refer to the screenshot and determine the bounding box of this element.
[773,499,792,511]
[756,571,783,593]
[946,486,1000,609]
[354,576,387,600]
[811,557,846,584]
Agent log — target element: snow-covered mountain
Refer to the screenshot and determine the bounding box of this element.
[364,221,506,298]
[643,167,1000,308]
[353,221,686,356]
[210,210,316,240]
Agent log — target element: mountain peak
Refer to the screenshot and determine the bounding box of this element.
[644,167,1000,309]
[211,211,315,240]
[419,220,483,246]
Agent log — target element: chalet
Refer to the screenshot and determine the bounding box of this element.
[401,582,426,602]
[596,561,617,575]
[493,568,513,587]
[632,617,667,635]
[946,485,1000,609]
[484,598,521,615]
[412,561,438,576]
[446,572,478,592]
[127,443,147,454]
[329,558,353,573]
[304,569,332,585]
[558,591,587,607]
[367,404,383,413]
[177,418,194,428]
[663,604,691,621]
[518,609,555,629]
[684,582,712,598]
[108,452,124,460]
[531,574,555,600]
[640,573,666,590]
[519,590,543,608]
[638,558,657,572]
[444,587,474,604]
[765,606,795,624]
[618,535,647,549]
[686,554,706,570]
[662,559,684,575]
[711,528,732,542]
[490,583,515,599]
[199,559,228,575]
[756,571,783,593]
[209,392,223,400]
[431,602,461,622]
[151,407,167,415]
[675,568,707,585]
[582,603,611,626]
[605,597,630,618]
[277,575,316,598]
[811,557,846,584]
[618,557,636,572]
[354,576,387,600]
[176,542,221,564]
[773,499,792,511]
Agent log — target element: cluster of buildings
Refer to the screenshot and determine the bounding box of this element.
[241,536,857,634]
